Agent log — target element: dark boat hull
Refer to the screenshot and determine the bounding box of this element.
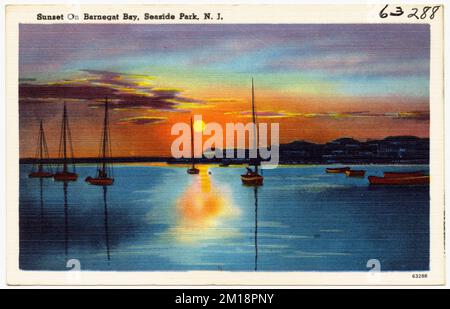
[187,168,199,174]
[29,171,53,178]
[368,175,429,185]
[53,172,78,181]
[384,171,425,178]
[345,170,365,177]
[326,167,350,173]
[241,174,264,186]
[85,176,114,186]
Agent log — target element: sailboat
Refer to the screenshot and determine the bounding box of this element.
[85,98,114,186]
[241,78,264,186]
[53,103,78,181]
[29,120,53,178]
[187,116,199,174]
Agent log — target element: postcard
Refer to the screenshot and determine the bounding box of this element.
[5,4,445,286]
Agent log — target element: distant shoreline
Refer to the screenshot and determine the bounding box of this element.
[19,136,430,166]
[19,157,429,165]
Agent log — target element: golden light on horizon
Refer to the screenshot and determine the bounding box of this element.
[193,119,206,133]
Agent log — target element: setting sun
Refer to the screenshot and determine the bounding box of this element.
[193,119,206,133]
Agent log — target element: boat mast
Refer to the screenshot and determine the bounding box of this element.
[251,78,259,174]
[101,98,109,176]
[62,102,68,173]
[190,116,195,168]
[35,120,51,174]
[38,120,44,172]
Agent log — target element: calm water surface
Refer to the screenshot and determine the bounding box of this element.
[19,164,429,271]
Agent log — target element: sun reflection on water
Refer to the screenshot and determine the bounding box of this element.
[171,165,240,243]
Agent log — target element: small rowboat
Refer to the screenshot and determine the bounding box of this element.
[384,171,425,178]
[345,170,365,177]
[241,172,264,186]
[85,176,114,186]
[368,175,429,185]
[326,167,350,173]
[187,167,199,174]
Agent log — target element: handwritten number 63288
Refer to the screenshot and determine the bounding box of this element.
[379,5,440,20]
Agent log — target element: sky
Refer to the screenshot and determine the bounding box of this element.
[19,24,430,158]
